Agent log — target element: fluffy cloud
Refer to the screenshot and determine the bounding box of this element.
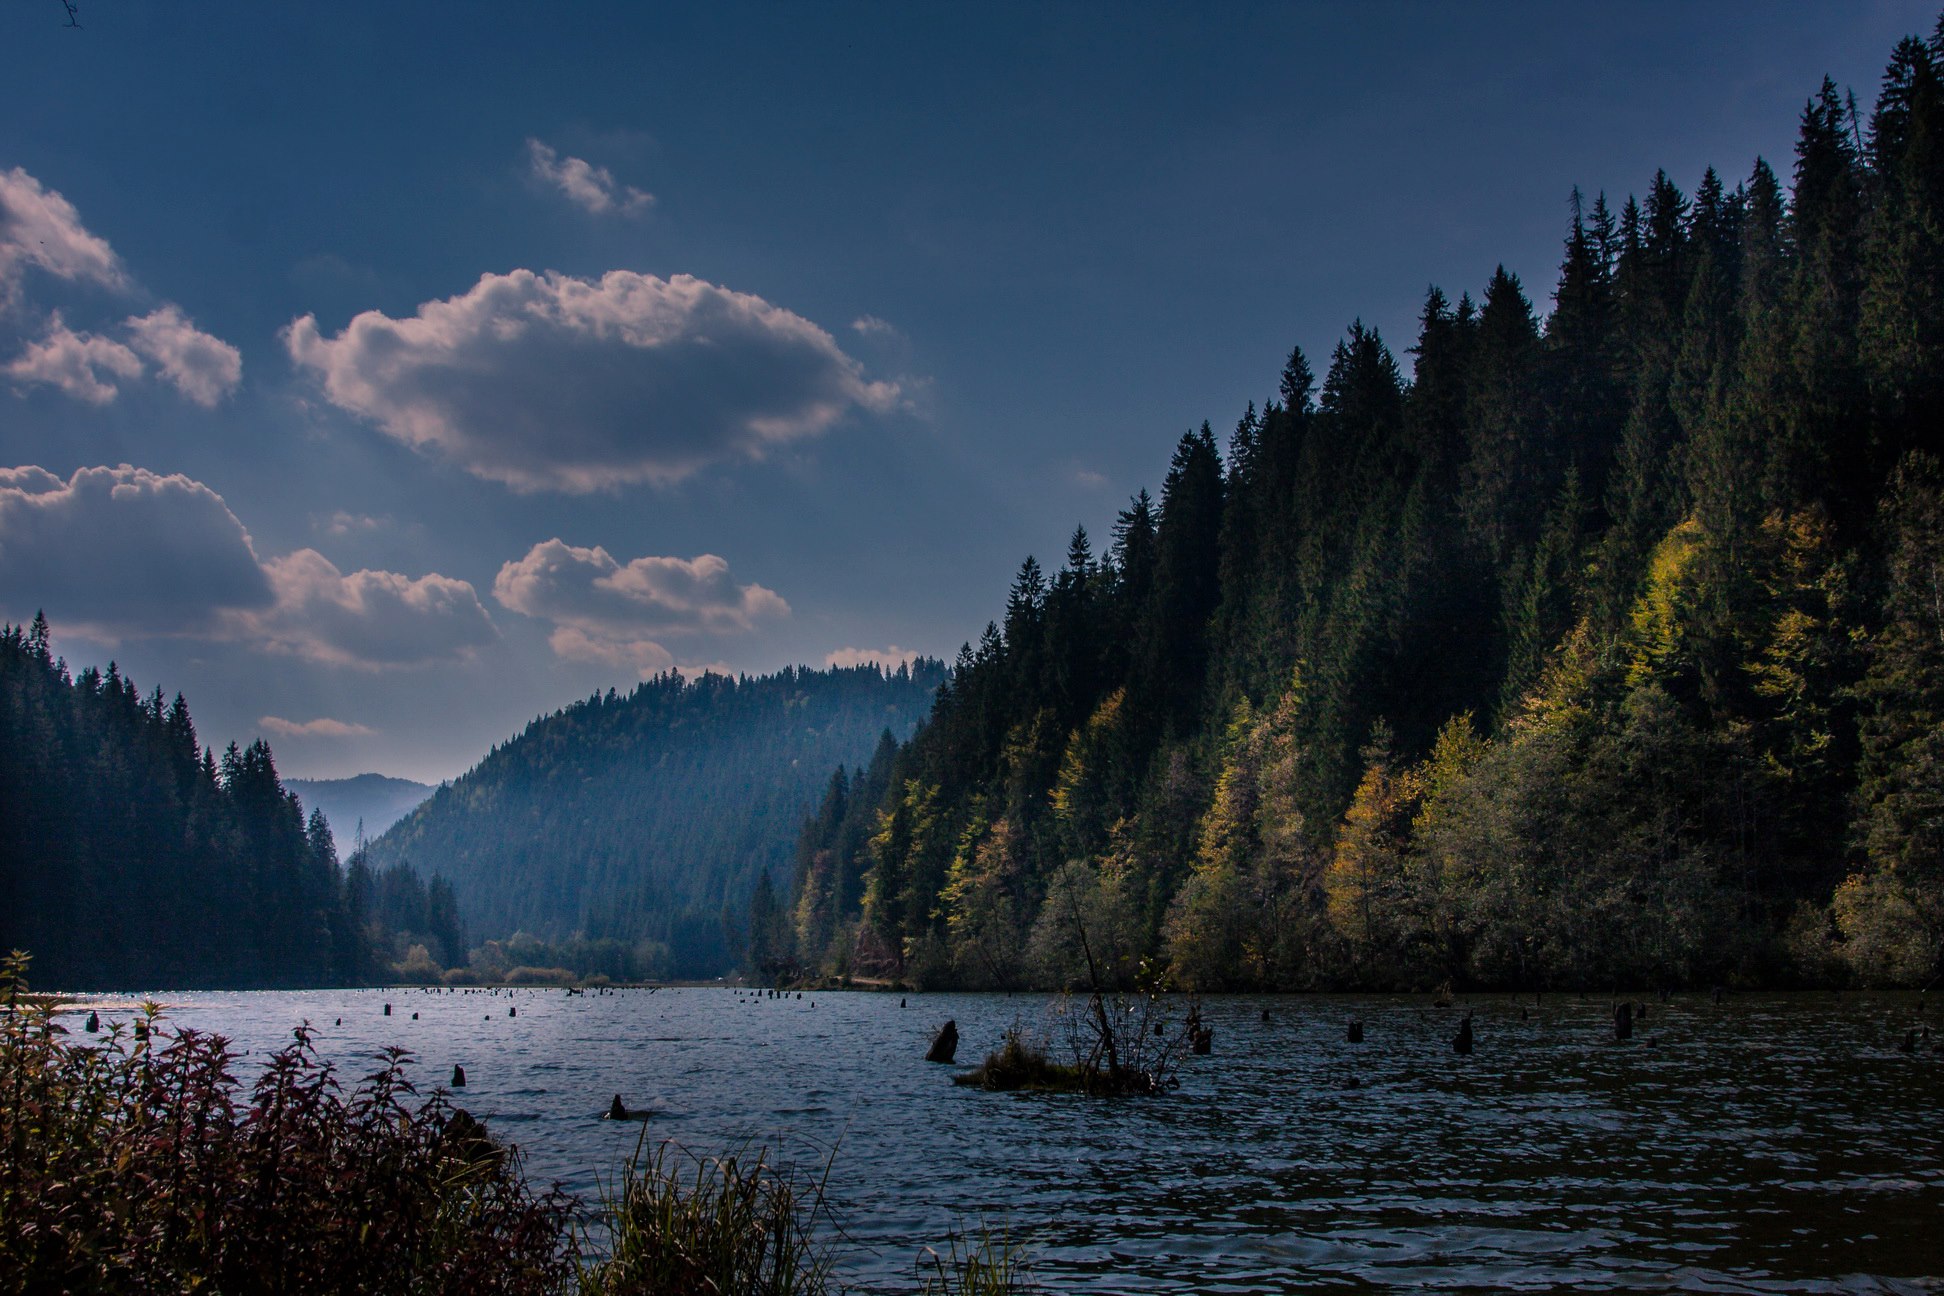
[260,715,377,739]
[0,167,124,305]
[0,463,272,632]
[546,625,674,676]
[125,306,242,406]
[4,313,142,403]
[0,463,493,668]
[495,540,787,635]
[254,549,497,669]
[285,269,899,492]
[825,645,922,671]
[494,539,785,673]
[0,168,242,405]
[526,139,652,216]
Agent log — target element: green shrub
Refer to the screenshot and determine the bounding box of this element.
[0,951,575,1295]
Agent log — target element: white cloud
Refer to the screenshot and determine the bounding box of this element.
[285,268,899,492]
[0,463,493,669]
[0,463,273,633]
[547,624,675,677]
[316,510,389,537]
[254,549,497,669]
[125,305,242,406]
[0,167,124,305]
[260,715,377,739]
[495,539,786,635]
[0,168,243,407]
[850,314,898,337]
[4,312,142,403]
[495,539,785,672]
[526,139,653,216]
[825,645,921,671]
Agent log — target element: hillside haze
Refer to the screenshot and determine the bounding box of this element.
[286,774,434,859]
[367,662,943,976]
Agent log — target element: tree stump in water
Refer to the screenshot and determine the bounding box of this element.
[926,1020,959,1063]
[1347,1020,1364,1044]
[1614,1001,1633,1041]
[1454,1012,1474,1055]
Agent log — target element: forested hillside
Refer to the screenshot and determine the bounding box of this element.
[366,662,945,978]
[286,774,434,860]
[791,23,1944,993]
[0,617,456,988]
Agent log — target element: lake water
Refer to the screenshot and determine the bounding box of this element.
[79,987,1944,1293]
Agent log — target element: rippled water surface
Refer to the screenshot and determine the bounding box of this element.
[99,987,1944,1292]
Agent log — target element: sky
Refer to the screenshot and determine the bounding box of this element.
[0,2,1936,784]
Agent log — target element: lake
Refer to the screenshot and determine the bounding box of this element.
[76,986,1944,1293]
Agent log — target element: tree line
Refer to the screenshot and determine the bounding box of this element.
[367,662,945,980]
[0,614,460,988]
[785,19,1944,992]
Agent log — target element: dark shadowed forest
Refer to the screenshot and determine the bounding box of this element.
[788,24,1944,994]
[0,616,460,987]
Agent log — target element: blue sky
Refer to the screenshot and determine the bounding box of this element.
[0,2,1935,783]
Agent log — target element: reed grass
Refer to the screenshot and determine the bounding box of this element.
[578,1133,834,1295]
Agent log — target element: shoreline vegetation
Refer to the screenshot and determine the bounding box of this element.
[0,953,1033,1296]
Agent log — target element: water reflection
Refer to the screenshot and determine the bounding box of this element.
[116,987,1943,1293]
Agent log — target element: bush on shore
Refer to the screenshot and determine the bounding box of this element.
[0,950,1034,1295]
[0,950,575,1295]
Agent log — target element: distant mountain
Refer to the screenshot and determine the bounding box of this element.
[287,774,434,858]
[365,662,944,977]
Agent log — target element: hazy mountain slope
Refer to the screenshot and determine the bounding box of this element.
[366,662,943,976]
[287,774,434,858]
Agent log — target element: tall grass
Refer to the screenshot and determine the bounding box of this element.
[578,1134,834,1295]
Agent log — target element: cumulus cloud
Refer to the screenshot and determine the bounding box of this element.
[546,624,675,676]
[260,715,377,739]
[0,463,273,633]
[0,463,493,669]
[495,539,786,635]
[285,269,900,492]
[0,168,242,405]
[0,167,124,304]
[253,549,497,669]
[4,313,142,403]
[125,306,242,406]
[494,539,784,672]
[526,139,653,216]
[850,315,898,337]
[825,645,922,671]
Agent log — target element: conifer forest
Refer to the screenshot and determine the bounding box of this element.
[789,31,1944,994]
